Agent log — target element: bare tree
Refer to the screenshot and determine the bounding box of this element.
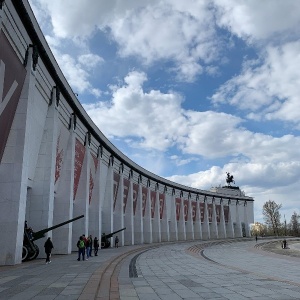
[290,211,300,236]
[262,200,282,236]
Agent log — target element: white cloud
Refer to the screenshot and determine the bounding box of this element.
[213,0,300,42]
[211,41,300,126]
[30,0,221,82]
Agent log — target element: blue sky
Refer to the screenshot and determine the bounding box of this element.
[29,0,300,224]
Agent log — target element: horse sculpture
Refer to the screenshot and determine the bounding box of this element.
[226,172,235,186]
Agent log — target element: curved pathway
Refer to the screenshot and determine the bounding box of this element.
[118,240,300,300]
[1,239,300,299]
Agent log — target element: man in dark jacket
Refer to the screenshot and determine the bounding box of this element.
[44,237,54,264]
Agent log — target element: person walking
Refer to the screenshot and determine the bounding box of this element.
[44,237,54,264]
[94,237,99,256]
[77,236,85,261]
[115,236,119,248]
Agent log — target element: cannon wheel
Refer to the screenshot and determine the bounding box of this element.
[27,244,39,261]
[22,246,29,262]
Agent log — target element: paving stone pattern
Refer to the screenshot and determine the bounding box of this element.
[1,239,300,299]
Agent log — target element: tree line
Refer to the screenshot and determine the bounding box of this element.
[251,200,300,237]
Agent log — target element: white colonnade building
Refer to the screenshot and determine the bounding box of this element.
[0,0,254,265]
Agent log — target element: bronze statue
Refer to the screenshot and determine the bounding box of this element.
[226,172,235,186]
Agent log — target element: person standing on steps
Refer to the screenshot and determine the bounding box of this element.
[44,237,54,264]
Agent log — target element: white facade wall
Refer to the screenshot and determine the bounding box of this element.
[0,0,255,266]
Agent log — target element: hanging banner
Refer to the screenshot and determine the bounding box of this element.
[200,202,204,223]
[73,138,85,200]
[224,205,229,223]
[142,187,148,217]
[150,190,156,218]
[54,125,70,191]
[113,172,120,210]
[183,199,189,221]
[216,204,221,223]
[175,198,181,221]
[0,31,26,163]
[159,193,165,219]
[191,201,197,222]
[88,154,98,204]
[132,183,139,215]
[123,178,130,213]
[208,203,213,223]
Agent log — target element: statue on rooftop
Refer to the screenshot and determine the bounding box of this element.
[226,172,235,186]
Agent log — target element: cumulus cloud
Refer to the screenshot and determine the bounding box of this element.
[211,41,300,126]
[213,0,300,42]
[85,70,300,165]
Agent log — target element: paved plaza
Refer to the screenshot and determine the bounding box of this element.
[1,239,300,299]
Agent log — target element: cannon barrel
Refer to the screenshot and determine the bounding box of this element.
[104,227,126,239]
[101,227,126,248]
[32,214,84,241]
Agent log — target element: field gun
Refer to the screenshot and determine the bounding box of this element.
[22,214,84,262]
[101,227,126,248]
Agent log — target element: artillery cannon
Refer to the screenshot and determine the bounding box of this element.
[22,215,84,262]
[101,227,126,248]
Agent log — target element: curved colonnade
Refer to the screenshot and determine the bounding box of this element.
[0,0,254,265]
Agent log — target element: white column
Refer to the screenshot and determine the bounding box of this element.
[72,135,90,245]
[101,156,114,246]
[134,176,143,244]
[194,199,202,240]
[218,199,227,238]
[226,200,235,238]
[0,46,34,264]
[54,117,75,253]
[124,171,134,245]
[152,185,161,243]
[186,195,194,240]
[169,190,178,241]
[178,194,186,241]
[114,167,124,246]
[160,189,169,242]
[202,197,210,239]
[143,181,152,243]
[27,88,58,255]
[210,198,219,239]
[88,151,101,243]
[235,200,243,237]
[244,201,251,237]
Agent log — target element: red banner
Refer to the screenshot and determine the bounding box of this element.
[208,203,213,223]
[113,172,120,210]
[0,31,26,163]
[150,190,156,218]
[175,198,181,221]
[132,183,139,215]
[89,154,98,204]
[123,178,130,213]
[224,205,229,223]
[159,193,165,219]
[142,187,147,217]
[191,201,197,222]
[73,138,85,200]
[183,199,189,221]
[55,133,64,184]
[200,202,204,223]
[216,204,221,223]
